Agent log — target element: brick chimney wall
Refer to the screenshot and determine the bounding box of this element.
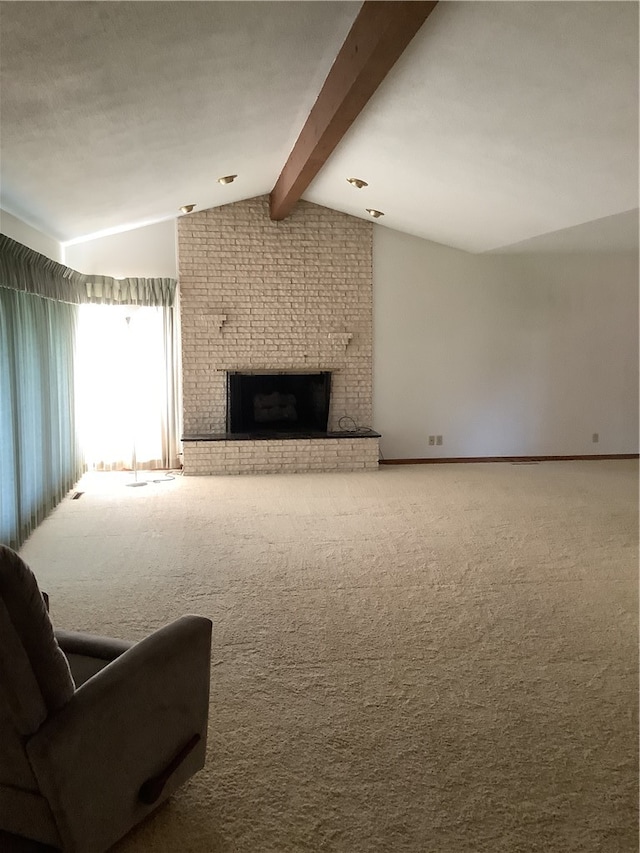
[177,195,377,474]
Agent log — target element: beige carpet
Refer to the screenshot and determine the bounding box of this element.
[20,460,638,853]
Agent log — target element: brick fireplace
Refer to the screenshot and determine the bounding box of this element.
[177,196,379,474]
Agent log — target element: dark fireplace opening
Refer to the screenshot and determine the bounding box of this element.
[227,372,331,436]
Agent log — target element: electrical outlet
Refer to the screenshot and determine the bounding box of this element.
[592,433,599,443]
[428,435,435,446]
[436,435,443,446]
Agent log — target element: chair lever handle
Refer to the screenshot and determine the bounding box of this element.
[138,732,201,805]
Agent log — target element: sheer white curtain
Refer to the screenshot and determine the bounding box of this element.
[76,304,180,471]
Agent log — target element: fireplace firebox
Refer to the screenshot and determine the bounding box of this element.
[227,371,331,436]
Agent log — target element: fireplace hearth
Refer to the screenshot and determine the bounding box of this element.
[227,371,331,436]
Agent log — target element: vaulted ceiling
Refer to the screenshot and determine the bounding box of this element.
[1,1,637,253]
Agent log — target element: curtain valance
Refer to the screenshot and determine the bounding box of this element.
[0,233,176,307]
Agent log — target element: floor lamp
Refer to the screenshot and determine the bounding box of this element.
[125,313,148,488]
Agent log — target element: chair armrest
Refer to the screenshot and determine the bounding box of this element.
[55,628,133,662]
[27,616,212,853]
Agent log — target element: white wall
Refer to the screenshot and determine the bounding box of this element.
[0,208,62,261]
[373,227,639,458]
[63,219,178,278]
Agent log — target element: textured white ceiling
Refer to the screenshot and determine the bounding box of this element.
[0,1,360,241]
[1,1,638,252]
[306,1,639,252]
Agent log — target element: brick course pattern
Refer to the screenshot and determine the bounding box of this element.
[178,196,378,475]
[182,438,380,476]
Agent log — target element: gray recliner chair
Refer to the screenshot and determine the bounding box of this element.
[0,545,212,853]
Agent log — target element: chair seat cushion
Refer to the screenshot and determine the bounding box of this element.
[55,630,135,687]
[62,654,110,688]
[0,784,61,848]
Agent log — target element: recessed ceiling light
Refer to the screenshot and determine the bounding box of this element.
[366,208,384,218]
[347,177,368,189]
[217,175,237,185]
[179,204,196,214]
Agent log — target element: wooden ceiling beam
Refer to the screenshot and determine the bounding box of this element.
[269,0,438,221]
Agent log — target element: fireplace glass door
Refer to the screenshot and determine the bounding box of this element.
[227,372,331,435]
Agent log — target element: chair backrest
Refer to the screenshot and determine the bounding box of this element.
[0,545,75,790]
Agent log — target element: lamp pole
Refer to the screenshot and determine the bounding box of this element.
[125,313,147,487]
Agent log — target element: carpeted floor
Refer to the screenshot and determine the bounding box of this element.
[20,460,638,853]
